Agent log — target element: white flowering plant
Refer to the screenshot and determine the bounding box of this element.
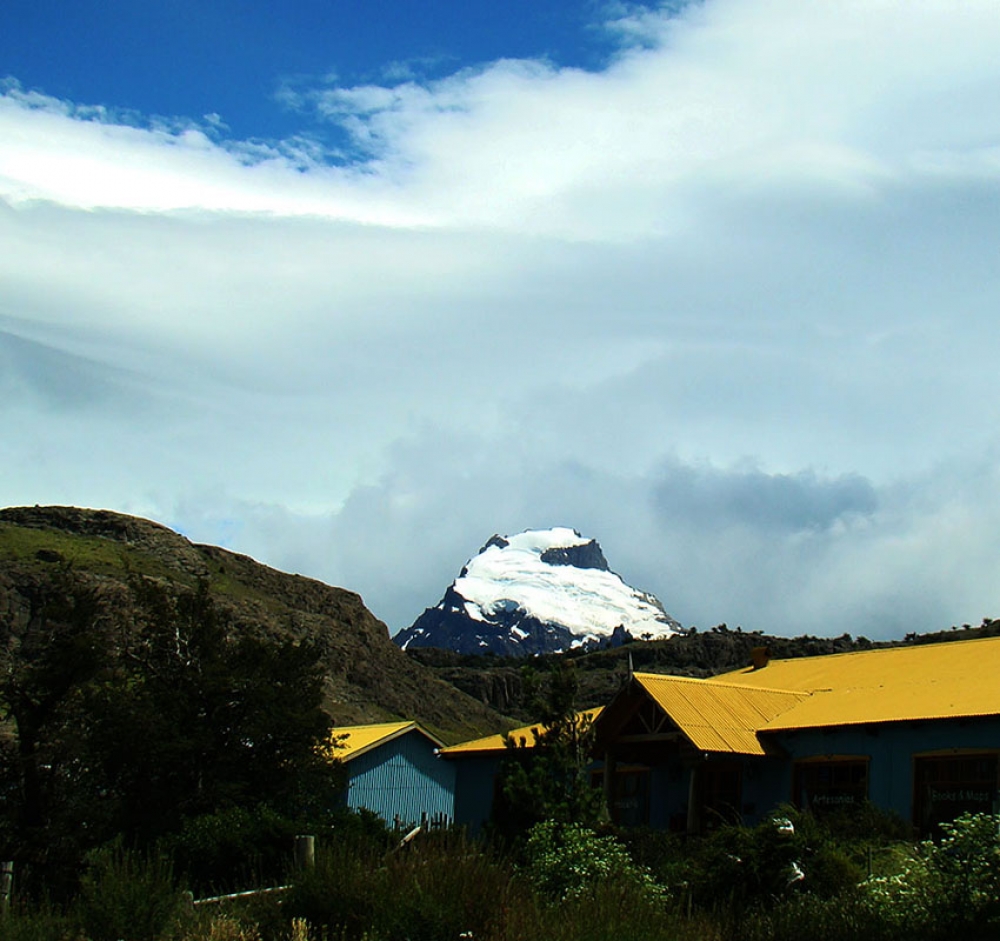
[518,820,666,905]
[863,812,1000,932]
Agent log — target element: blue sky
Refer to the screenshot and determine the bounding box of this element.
[2,0,628,141]
[3,0,1000,641]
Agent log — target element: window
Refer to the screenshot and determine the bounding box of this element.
[793,758,868,813]
[702,762,743,828]
[914,753,999,834]
[590,766,651,827]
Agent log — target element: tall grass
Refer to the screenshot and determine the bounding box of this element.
[11,811,1000,941]
[74,841,183,941]
[288,830,520,941]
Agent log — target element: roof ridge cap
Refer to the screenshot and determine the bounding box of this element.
[336,719,415,731]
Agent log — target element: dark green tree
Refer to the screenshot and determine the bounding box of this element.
[0,576,113,896]
[492,661,605,838]
[0,576,344,898]
[79,578,343,840]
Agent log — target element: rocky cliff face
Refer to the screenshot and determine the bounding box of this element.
[395,527,681,656]
[0,506,507,742]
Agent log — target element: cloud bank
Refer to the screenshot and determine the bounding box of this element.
[3,0,1000,639]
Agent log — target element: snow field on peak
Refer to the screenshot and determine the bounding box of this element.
[455,529,674,641]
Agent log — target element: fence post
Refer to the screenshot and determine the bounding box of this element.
[1,860,13,917]
[294,835,315,871]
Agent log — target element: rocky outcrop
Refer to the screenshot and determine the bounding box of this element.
[540,539,609,570]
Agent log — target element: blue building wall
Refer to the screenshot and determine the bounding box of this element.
[628,719,1000,833]
[451,755,502,835]
[347,731,455,827]
[451,753,790,833]
[738,757,788,826]
[646,764,686,829]
[625,755,787,830]
[770,716,1000,824]
[448,717,1000,835]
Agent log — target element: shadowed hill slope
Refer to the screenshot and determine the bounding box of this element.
[0,505,509,743]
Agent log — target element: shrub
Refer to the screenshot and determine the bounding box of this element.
[518,821,665,905]
[72,840,182,941]
[863,812,1000,936]
[511,880,687,941]
[810,801,911,845]
[285,836,380,941]
[158,805,300,895]
[0,900,75,941]
[289,829,520,941]
[378,832,517,941]
[733,891,898,941]
[926,811,1000,921]
[615,825,685,874]
[803,843,865,899]
[686,813,806,911]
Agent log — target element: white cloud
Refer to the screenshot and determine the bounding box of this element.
[3,1,1000,639]
[5,1,1000,234]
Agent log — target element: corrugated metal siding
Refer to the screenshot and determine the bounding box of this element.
[635,673,808,755]
[346,730,455,826]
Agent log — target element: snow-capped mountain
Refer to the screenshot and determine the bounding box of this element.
[394,527,682,656]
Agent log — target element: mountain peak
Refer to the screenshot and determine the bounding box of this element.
[395,527,681,656]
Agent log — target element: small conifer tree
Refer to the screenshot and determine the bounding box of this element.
[492,661,605,838]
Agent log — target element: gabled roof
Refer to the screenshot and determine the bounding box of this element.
[438,708,602,758]
[332,721,445,762]
[630,673,809,755]
[715,635,1000,731]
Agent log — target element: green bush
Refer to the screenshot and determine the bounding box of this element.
[157,804,300,896]
[378,832,517,941]
[518,821,666,905]
[733,891,898,941]
[10,805,984,941]
[926,811,1000,921]
[863,812,1000,936]
[509,880,688,941]
[678,806,880,911]
[72,840,183,941]
[288,829,520,941]
[615,826,685,875]
[686,814,805,911]
[804,843,865,899]
[810,801,911,845]
[285,835,381,940]
[0,901,75,941]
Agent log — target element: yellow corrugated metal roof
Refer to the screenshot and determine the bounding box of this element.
[714,635,1000,730]
[332,721,444,762]
[437,728,522,757]
[633,673,809,755]
[439,708,602,757]
[440,638,1000,763]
